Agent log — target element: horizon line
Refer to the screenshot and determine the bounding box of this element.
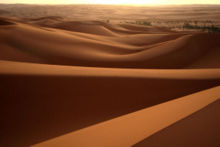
[1,3,220,6]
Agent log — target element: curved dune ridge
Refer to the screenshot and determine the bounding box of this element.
[1,17,220,69]
[0,16,220,147]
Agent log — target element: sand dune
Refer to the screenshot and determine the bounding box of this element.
[0,15,220,147]
[134,99,220,147]
[1,18,220,69]
[32,86,220,147]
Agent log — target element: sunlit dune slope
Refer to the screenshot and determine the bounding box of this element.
[0,16,220,147]
[32,86,220,147]
[134,99,220,147]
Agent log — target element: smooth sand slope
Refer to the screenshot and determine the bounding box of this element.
[0,16,220,147]
[134,99,220,147]
[32,86,220,147]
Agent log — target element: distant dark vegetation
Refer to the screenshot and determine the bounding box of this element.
[125,20,152,26]
[134,21,152,26]
[0,4,220,33]
[182,21,220,32]
[126,20,220,32]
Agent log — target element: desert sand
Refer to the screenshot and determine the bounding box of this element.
[0,5,220,147]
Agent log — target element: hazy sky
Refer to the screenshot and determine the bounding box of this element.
[1,0,220,5]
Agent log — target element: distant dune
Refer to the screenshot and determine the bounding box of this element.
[1,17,220,69]
[0,13,220,147]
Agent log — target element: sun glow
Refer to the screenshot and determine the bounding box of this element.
[86,0,157,5]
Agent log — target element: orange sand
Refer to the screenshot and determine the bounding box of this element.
[0,16,220,147]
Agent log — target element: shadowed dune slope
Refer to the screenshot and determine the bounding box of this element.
[134,99,220,147]
[0,18,14,25]
[0,16,220,147]
[32,86,220,147]
[0,61,220,147]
